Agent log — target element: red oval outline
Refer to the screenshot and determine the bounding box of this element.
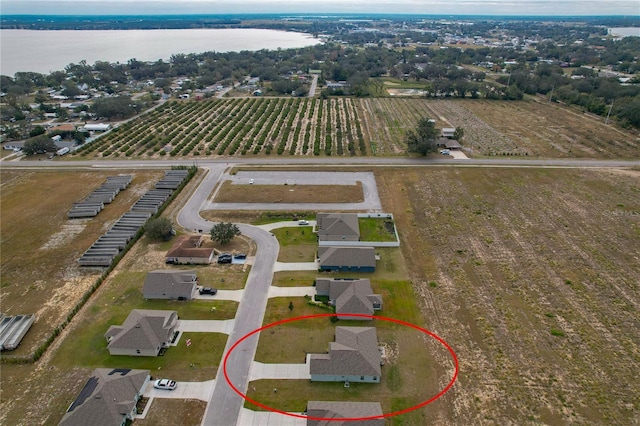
[223,313,458,422]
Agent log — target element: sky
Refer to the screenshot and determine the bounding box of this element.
[1,0,639,16]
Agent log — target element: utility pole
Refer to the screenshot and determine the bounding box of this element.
[548,86,554,105]
[605,100,614,125]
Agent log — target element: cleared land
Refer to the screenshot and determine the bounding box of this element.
[214,181,364,204]
[69,98,639,160]
[377,166,640,425]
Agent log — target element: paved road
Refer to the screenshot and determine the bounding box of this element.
[175,165,281,426]
[3,157,640,169]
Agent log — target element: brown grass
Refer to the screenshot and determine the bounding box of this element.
[214,181,364,203]
[0,169,163,356]
[377,166,640,425]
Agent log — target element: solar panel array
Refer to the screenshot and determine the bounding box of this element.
[78,170,190,267]
[0,314,35,351]
[67,175,133,219]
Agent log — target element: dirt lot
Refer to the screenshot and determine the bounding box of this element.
[214,181,363,203]
[1,166,639,425]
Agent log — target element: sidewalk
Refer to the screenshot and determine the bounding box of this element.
[273,261,318,272]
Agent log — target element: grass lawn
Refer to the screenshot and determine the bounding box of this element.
[272,271,317,287]
[52,329,227,381]
[49,270,237,380]
[136,399,207,426]
[247,322,441,426]
[359,217,398,242]
[272,227,318,262]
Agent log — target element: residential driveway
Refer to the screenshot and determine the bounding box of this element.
[450,150,469,159]
[195,289,244,302]
[268,286,316,298]
[249,360,311,381]
[143,379,215,402]
[239,409,306,426]
[257,221,316,231]
[177,319,235,334]
[273,261,318,272]
[208,171,382,212]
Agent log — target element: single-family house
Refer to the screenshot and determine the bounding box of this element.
[104,309,178,357]
[445,139,462,150]
[441,128,456,138]
[165,235,215,265]
[316,213,360,242]
[310,327,381,383]
[141,270,197,300]
[318,247,376,272]
[59,368,150,426]
[306,401,384,426]
[315,278,382,319]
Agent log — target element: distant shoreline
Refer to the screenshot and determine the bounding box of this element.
[2,13,639,31]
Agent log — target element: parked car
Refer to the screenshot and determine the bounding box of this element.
[199,287,217,295]
[233,253,247,260]
[217,253,232,264]
[439,149,450,155]
[153,379,177,390]
[298,220,309,225]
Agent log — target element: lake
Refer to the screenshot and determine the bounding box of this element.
[608,27,640,38]
[0,28,322,76]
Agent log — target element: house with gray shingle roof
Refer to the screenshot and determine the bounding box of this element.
[318,246,376,272]
[306,401,384,426]
[104,310,178,357]
[141,270,197,300]
[59,368,149,426]
[310,327,381,383]
[316,213,360,242]
[316,278,382,320]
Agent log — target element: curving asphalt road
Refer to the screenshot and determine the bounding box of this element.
[177,166,281,426]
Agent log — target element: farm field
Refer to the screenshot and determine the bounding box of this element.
[1,165,639,426]
[71,98,639,160]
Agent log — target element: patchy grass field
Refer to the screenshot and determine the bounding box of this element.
[377,166,640,425]
[0,169,163,356]
[135,399,206,426]
[214,181,363,203]
[359,217,398,242]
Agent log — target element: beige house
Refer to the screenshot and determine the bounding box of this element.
[165,235,215,265]
[315,278,382,319]
[310,327,381,383]
[105,310,178,357]
[141,270,197,300]
[316,213,360,242]
[59,368,150,426]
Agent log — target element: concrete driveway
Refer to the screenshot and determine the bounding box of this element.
[143,379,215,401]
[239,409,307,426]
[195,289,244,302]
[177,319,235,334]
[249,360,311,381]
[267,286,316,298]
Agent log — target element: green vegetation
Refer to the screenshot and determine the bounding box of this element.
[272,226,317,262]
[358,217,398,242]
